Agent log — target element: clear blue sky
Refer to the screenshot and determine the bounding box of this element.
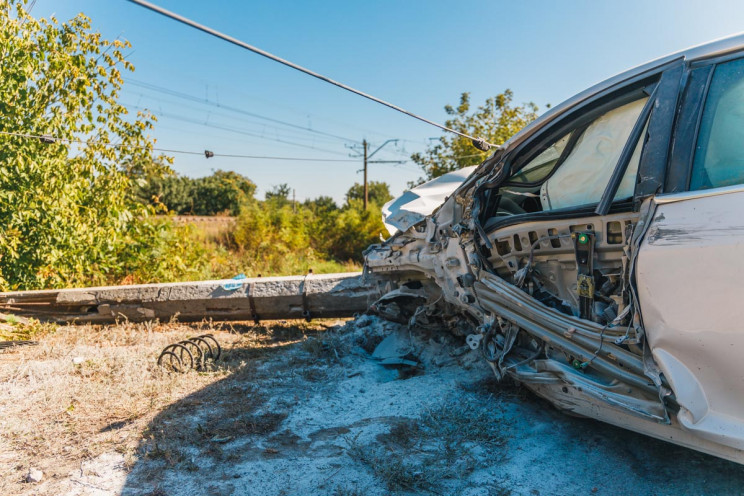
[30,0,744,203]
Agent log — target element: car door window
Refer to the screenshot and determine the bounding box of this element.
[690,57,744,191]
[539,98,647,210]
[507,133,573,185]
[492,96,649,219]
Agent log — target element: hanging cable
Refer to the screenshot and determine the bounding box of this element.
[125,79,362,145]
[1,130,486,170]
[127,0,497,152]
[122,102,352,156]
[0,130,363,161]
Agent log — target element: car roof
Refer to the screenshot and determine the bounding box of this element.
[497,32,744,155]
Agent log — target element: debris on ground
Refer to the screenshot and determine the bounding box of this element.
[1,317,742,495]
[25,468,43,483]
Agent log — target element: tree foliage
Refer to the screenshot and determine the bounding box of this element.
[136,170,256,216]
[411,90,539,182]
[0,1,402,288]
[345,181,393,207]
[264,183,292,203]
[0,1,195,289]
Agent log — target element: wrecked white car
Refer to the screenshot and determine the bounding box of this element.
[365,35,744,464]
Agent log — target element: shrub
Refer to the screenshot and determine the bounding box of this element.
[0,1,206,289]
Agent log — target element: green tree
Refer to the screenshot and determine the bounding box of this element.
[191,170,255,215]
[135,173,195,214]
[265,183,292,204]
[135,170,255,216]
[323,200,386,261]
[0,1,196,289]
[345,181,393,207]
[411,90,539,182]
[303,196,338,214]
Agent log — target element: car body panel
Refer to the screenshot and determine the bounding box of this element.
[382,166,476,235]
[638,190,744,450]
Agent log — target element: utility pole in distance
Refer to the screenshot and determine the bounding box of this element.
[349,139,404,210]
[362,140,368,209]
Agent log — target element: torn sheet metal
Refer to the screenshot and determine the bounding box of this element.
[382,166,477,235]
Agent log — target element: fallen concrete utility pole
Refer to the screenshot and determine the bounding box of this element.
[0,272,376,324]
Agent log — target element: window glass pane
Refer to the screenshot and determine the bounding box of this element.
[540,98,647,210]
[488,96,648,220]
[690,58,744,191]
[508,133,572,185]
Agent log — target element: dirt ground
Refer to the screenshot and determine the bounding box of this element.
[1,316,743,496]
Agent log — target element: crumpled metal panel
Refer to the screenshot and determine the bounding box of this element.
[382,166,476,235]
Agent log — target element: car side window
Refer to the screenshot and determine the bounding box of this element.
[539,98,647,210]
[494,96,648,217]
[690,57,744,191]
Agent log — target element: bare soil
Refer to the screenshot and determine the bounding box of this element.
[1,316,743,495]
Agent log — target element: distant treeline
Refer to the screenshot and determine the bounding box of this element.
[135,170,257,216]
[135,170,393,219]
[134,170,394,272]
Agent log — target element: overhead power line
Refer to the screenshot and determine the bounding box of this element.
[127,0,497,151]
[1,130,483,169]
[0,130,364,162]
[125,79,361,145]
[122,101,352,156]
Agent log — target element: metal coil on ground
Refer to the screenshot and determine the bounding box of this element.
[157,334,221,372]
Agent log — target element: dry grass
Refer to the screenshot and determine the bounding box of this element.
[171,215,235,245]
[0,318,339,494]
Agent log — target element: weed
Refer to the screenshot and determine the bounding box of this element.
[346,439,437,493]
[301,366,330,382]
[0,318,56,342]
[300,328,352,362]
[0,318,334,494]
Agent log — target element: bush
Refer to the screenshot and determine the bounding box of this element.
[228,186,389,275]
[0,2,210,290]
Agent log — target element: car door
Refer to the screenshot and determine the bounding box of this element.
[637,55,744,450]
[478,66,680,324]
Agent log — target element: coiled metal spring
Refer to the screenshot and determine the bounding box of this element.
[157,334,221,372]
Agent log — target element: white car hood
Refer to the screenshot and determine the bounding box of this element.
[382,166,477,235]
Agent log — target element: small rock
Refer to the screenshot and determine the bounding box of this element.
[25,468,43,483]
[72,357,85,365]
